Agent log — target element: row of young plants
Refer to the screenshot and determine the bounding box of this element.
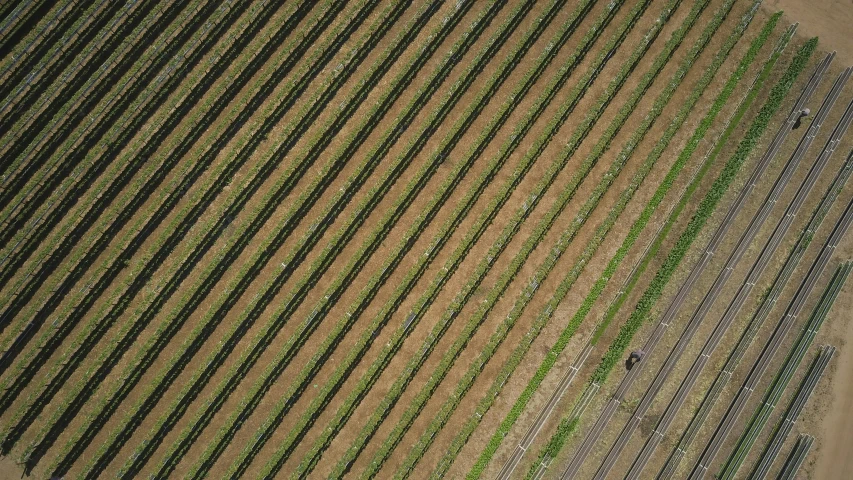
[113,0,537,477]
[0,0,267,380]
[0,0,363,385]
[523,35,818,479]
[389,0,730,475]
[0,0,40,48]
[275,3,645,478]
[0,0,209,338]
[331,1,681,477]
[0,0,250,283]
[1,0,328,462]
[0,0,148,203]
[0,0,144,171]
[223,1,614,478]
[0,0,227,309]
[0,0,122,216]
[0,0,48,71]
[0,0,357,384]
[468,8,781,477]
[0,0,285,432]
[657,152,853,478]
[720,262,851,479]
[0,0,84,123]
[39,3,482,477]
[591,37,818,385]
[0,0,121,151]
[147,0,573,477]
[438,6,772,480]
[19,0,421,472]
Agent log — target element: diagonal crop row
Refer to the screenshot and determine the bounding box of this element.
[19,0,433,474]
[0,0,255,288]
[0,0,148,165]
[0,0,155,211]
[324,1,686,477]
[27,0,432,476]
[0,0,241,319]
[222,0,618,477]
[525,33,816,479]
[43,3,488,478]
[469,10,782,479]
[0,0,325,416]
[659,149,853,479]
[113,0,539,477]
[147,0,579,478]
[438,6,769,480]
[0,0,360,397]
[271,2,645,478]
[388,0,731,476]
[0,0,127,152]
[0,0,85,121]
[0,0,51,64]
[720,263,850,480]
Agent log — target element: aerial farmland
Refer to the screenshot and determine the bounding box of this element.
[0,0,852,479]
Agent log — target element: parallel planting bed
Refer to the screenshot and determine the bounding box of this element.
[1,0,851,478]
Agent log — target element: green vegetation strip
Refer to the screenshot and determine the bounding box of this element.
[524,31,815,479]
[243,2,624,478]
[0,0,325,427]
[464,6,778,479]
[719,262,851,479]
[350,1,704,477]
[122,0,549,476]
[401,0,749,476]
[69,3,491,478]
[173,0,583,478]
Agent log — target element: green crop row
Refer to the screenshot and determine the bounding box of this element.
[62,3,487,478]
[591,36,817,385]
[0,0,75,88]
[523,34,816,479]
[720,262,851,479]
[244,1,619,478]
[349,1,688,477]
[0,0,103,156]
[13,0,366,472]
[0,0,213,362]
[0,0,183,230]
[0,0,190,281]
[167,0,573,477]
[394,0,734,475]
[454,5,771,479]
[474,8,780,477]
[0,0,145,173]
[120,0,539,477]
[0,0,128,170]
[0,0,313,428]
[283,3,648,478]
[0,0,239,342]
[0,0,245,401]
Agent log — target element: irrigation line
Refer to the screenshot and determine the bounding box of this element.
[559,47,831,480]
[747,345,834,480]
[624,69,853,480]
[687,194,853,479]
[495,22,797,480]
[659,147,853,479]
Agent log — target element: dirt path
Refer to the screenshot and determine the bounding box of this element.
[764,0,853,66]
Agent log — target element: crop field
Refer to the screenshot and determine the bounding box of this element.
[0,0,852,479]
